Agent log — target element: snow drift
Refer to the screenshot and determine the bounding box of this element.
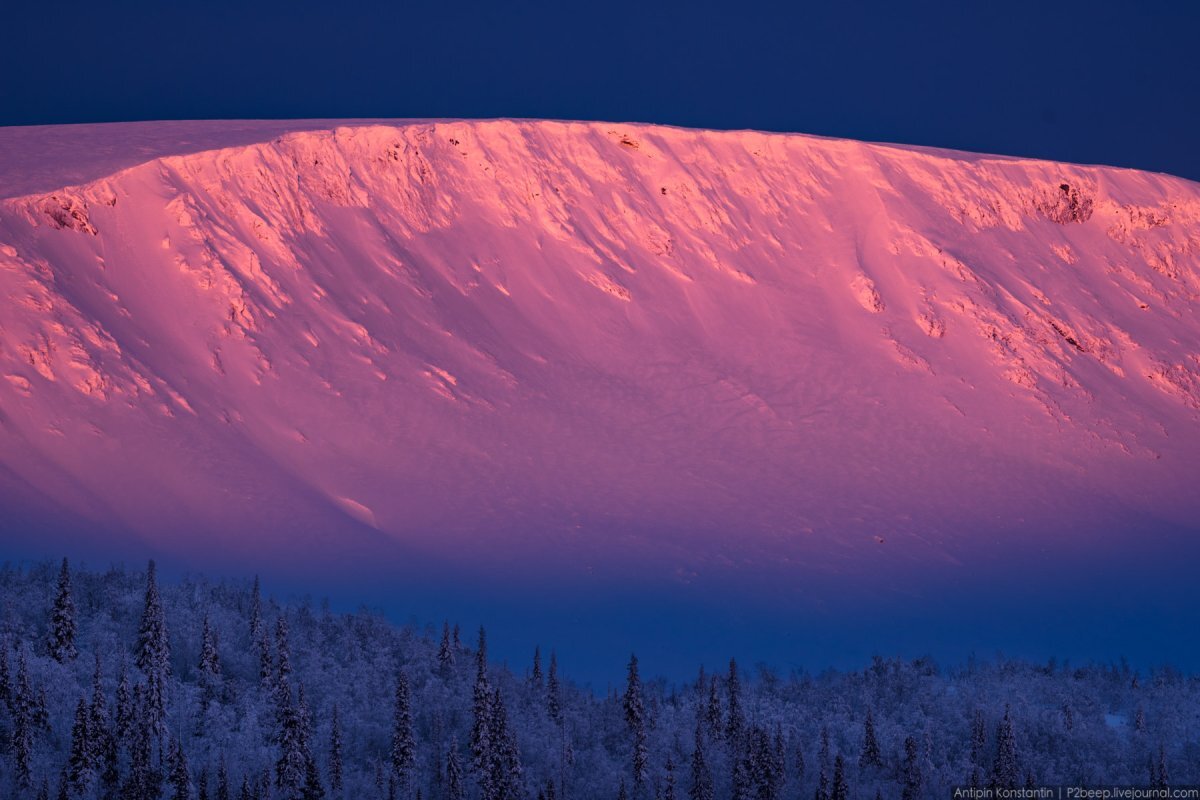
[1,119,1198,579]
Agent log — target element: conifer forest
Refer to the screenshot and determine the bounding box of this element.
[0,560,1195,800]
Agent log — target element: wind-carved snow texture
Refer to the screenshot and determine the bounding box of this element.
[0,120,1199,575]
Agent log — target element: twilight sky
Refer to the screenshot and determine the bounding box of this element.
[3,0,1198,181]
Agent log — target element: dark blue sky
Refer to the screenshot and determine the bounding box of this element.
[4,0,1197,180]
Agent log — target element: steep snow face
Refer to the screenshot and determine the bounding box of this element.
[1,120,1198,581]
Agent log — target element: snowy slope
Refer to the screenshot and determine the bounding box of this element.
[1,119,1198,579]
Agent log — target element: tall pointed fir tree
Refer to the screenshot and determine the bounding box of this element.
[302,751,326,800]
[438,622,455,678]
[13,648,39,788]
[115,658,134,746]
[859,708,882,769]
[471,627,493,775]
[198,614,223,707]
[814,762,829,800]
[273,616,296,752]
[49,557,78,663]
[275,616,293,709]
[329,703,344,797]
[726,659,744,745]
[88,652,110,769]
[250,575,263,642]
[67,696,94,794]
[815,728,831,800]
[689,714,713,800]
[198,772,210,800]
[488,686,523,800]
[137,559,171,730]
[275,683,308,800]
[99,713,121,800]
[445,738,466,800]
[530,645,544,687]
[124,684,163,800]
[259,619,275,692]
[792,740,805,788]
[705,678,722,742]
[168,734,193,800]
[1153,743,1169,789]
[664,756,677,800]
[217,757,231,800]
[990,706,1020,790]
[624,653,649,791]
[969,709,987,772]
[391,672,416,788]
[830,755,848,800]
[900,736,922,800]
[547,651,562,723]
[0,638,11,709]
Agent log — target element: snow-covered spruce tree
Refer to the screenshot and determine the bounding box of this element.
[249,575,263,642]
[830,755,848,800]
[99,714,120,800]
[275,683,309,800]
[12,647,40,788]
[492,686,524,800]
[725,659,744,745]
[328,703,344,797]
[438,622,455,678]
[216,760,231,800]
[546,651,562,723]
[136,559,170,730]
[530,646,543,689]
[689,714,713,800]
[815,727,831,800]
[772,724,786,795]
[814,761,829,800]
[705,677,722,742]
[792,739,805,789]
[900,735,922,800]
[859,707,882,769]
[258,620,275,691]
[88,652,110,769]
[115,658,134,746]
[168,734,193,800]
[0,638,11,707]
[276,615,293,683]
[969,708,987,771]
[1152,743,1170,788]
[445,738,466,800]
[123,684,163,800]
[391,672,416,788]
[664,755,677,800]
[471,627,493,776]
[990,706,1020,790]
[67,696,93,794]
[198,614,222,706]
[624,653,649,791]
[302,750,326,800]
[48,557,77,663]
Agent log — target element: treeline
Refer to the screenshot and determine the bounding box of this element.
[0,559,1195,799]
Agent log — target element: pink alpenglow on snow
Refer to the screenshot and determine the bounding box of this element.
[0,120,1198,639]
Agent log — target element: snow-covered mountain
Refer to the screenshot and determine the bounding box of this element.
[1,119,1198,580]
